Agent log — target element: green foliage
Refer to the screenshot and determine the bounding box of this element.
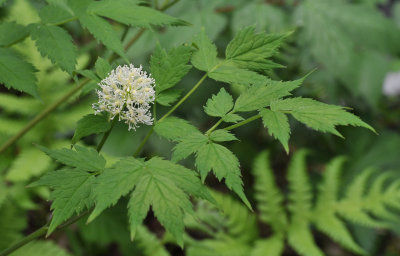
[72,114,111,144]
[29,24,77,74]
[0,22,28,47]
[185,150,400,256]
[191,30,220,72]
[0,48,38,97]
[259,109,290,153]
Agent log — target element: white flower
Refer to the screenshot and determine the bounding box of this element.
[92,64,155,130]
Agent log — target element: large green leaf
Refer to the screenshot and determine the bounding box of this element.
[191,30,219,72]
[0,48,38,97]
[72,114,111,144]
[0,22,28,46]
[29,24,77,73]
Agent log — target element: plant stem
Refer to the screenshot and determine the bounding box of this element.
[51,16,79,26]
[206,118,223,135]
[158,74,208,123]
[0,226,48,256]
[223,114,261,131]
[0,78,90,154]
[133,73,209,156]
[133,128,154,157]
[96,117,118,152]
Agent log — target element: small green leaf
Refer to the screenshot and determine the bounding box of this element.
[204,88,234,117]
[29,24,77,74]
[259,109,290,153]
[222,113,244,123]
[192,30,220,72]
[233,78,302,112]
[0,22,28,47]
[151,44,192,93]
[95,57,112,79]
[208,62,267,86]
[0,48,38,97]
[270,97,375,137]
[37,145,106,172]
[209,130,238,142]
[156,89,182,106]
[72,114,111,144]
[196,142,251,210]
[226,26,289,71]
[39,4,74,24]
[88,0,189,28]
[154,117,200,141]
[172,133,208,162]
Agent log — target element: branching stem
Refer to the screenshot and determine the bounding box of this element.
[223,114,261,131]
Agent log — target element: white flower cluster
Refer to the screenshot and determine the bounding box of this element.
[93,64,155,130]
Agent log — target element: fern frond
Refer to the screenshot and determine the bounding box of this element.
[252,151,287,234]
[287,220,324,256]
[250,234,284,256]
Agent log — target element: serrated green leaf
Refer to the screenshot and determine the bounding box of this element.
[39,4,74,24]
[95,57,112,79]
[0,22,28,46]
[32,168,95,234]
[72,114,111,144]
[259,109,290,153]
[0,48,38,97]
[208,62,267,86]
[29,24,77,73]
[154,117,200,141]
[78,13,127,60]
[222,113,244,123]
[204,88,234,117]
[37,145,106,172]
[209,130,237,142]
[151,44,192,93]
[270,97,375,137]
[89,156,211,245]
[192,30,220,72]
[88,0,189,28]
[226,26,289,71]
[88,158,145,222]
[233,81,297,112]
[156,89,182,106]
[195,143,251,210]
[172,133,208,162]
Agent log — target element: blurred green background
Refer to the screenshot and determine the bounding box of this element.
[1,0,400,255]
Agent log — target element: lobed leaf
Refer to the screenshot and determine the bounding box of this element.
[259,109,290,153]
[72,114,111,144]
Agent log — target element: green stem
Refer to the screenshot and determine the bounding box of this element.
[158,74,208,123]
[0,78,90,154]
[133,128,154,157]
[133,73,208,156]
[96,117,118,152]
[206,118,223,135]
[223,114,261,131]
[0,227,48,256]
